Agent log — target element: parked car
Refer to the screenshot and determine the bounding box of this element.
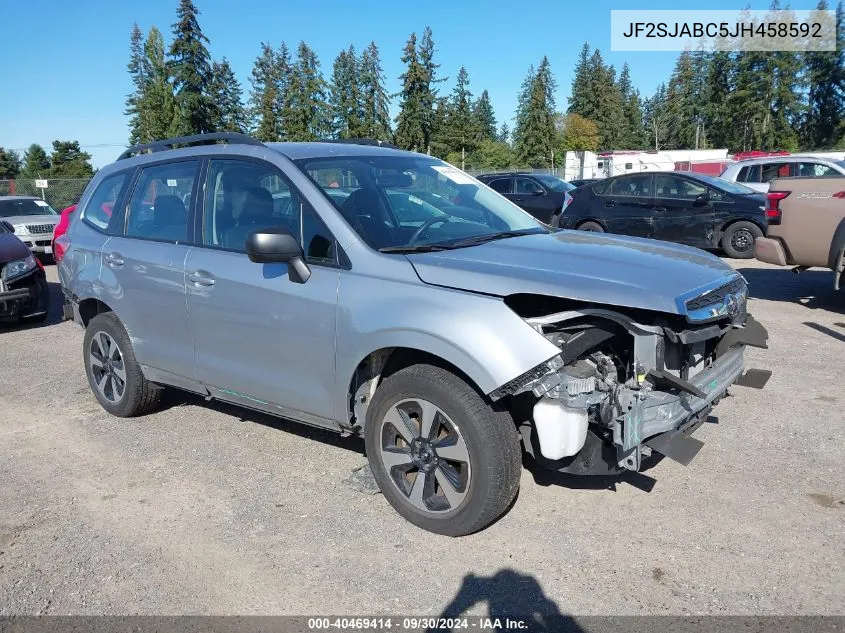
[61,133,769,536]
[476,172,575,224]
[0,219,50,323]
[0,196,61,256]
[52,204,77,264]
[720,155,845,193]
[552,171,768,258]
[568,178,602,188]
[755,175,845,290]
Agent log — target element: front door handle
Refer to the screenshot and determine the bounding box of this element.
[653,206,668,212]
[104,252,124,267]
[188,270,216,287]
[602,200,616,208]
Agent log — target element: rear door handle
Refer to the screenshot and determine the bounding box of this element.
[104,252,124,267]
[602,200,616,208]
[653,206,668,212]
[188,270,215,287]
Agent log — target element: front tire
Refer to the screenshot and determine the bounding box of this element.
[83,312,162,417]
[364,364,521,536]
[722,221,763,259]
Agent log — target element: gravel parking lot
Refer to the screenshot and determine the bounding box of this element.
[1,259,843,617]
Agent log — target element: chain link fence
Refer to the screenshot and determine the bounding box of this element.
[0,178,92,212]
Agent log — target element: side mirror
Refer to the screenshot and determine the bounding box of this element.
[693,193,710,206]
[1,220,13,233]
[531,188,546,196]
[245,227,311,284]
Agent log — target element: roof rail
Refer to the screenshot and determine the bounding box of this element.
[319,138,401,150]
[117,132,264,161]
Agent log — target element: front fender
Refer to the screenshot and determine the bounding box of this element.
[334,274,561,422]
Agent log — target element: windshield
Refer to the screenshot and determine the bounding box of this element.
[534,174,575,192]
[295,156,547,251]
[692,173,758,195]
[0,198,58,217]
[835,160,845,170]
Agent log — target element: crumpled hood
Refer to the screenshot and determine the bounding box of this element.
[407,231,738,315]
[0,232,31,263]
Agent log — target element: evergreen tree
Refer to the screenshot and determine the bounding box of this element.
[0,148,21,179]
[617,64,647,149]
[142,27,178,141]
[418,27,445,153]
[803,0,845,147]
[643,84,670,150]
[20,144,51,178]
[283,42,330,141]
[568,43,594,118]
[49,141,94,178]
[249,43,283,141]
[395,32,427,151]
[358,42,392,140]
[588,50,625,149]
[125,23,151,145]
[514,64,556,167]
[210,58,247,133]
[472,89,497,141]
[704,50,736,150]
[498,122,510,144]
[441,66,480,162]
[168,0,214,135]
[513,64,535,143]
[429,97,452,159]
[665,50,701,149]
[329,46,362,138]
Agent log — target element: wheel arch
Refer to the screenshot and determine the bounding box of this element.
[77,297,115,327]
[826,217,845,270]
[575,218,608,231]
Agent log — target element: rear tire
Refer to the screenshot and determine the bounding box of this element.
[576,221,604,232]
[364,364,521,536]
[722,221,762,259]
[83,312,162,417]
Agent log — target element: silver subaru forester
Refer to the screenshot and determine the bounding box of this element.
[59,133,769,536]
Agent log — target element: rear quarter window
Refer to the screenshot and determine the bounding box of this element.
[82,172,130,232]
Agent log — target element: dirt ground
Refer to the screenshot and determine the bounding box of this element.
[1,259,842,616]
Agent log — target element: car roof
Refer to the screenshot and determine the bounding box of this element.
[267,141,422,160]
[0,195,39,202]
[732,155,839,165]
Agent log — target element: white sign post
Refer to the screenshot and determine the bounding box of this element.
[34,179,48,201]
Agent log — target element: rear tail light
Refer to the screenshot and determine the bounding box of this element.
[765,191,789,225]
[54,234,71,263]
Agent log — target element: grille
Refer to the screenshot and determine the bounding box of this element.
[685,278,746,311]
[26,224,54,235]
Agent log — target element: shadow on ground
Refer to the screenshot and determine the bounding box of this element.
[803,321,845,343]
[160,389,366,456]
[429,569,584,633]
[738,266,843,311]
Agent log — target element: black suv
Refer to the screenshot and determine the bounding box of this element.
[477,172,575,224]
[552,171,769,258]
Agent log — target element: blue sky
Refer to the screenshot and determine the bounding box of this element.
[0,0,822,169]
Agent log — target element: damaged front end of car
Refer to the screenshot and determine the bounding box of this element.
[493,274,771,475]
[0,254,49,322]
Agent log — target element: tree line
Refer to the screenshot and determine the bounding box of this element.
[3,0,843,177]
[0,141,94,180]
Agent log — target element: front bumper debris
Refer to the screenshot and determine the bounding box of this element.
[518,311,770,475]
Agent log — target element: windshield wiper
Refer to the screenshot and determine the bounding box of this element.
[378,243,459,254]
[447,230,540,248]
[379,230,541,254]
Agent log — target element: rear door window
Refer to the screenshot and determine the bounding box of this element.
[125,161,198,243]
[759,162,791,183]
[609,174,652,197]
[487,178,512,194]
